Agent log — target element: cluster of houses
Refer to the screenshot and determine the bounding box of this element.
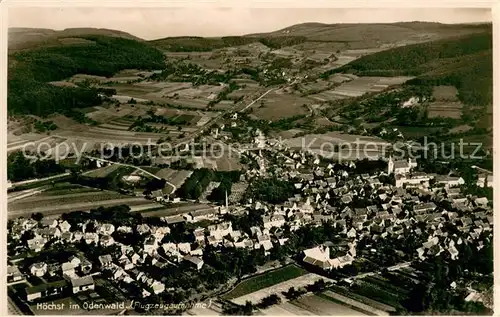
[7,143,493,308]
[238,148,493,272]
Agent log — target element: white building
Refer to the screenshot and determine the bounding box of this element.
[302,245,355,271]
[388,156,417,175]
[476,173,493,188]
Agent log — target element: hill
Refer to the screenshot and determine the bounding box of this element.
[8,27,143,51]
[8,34,165,117]
[149,36,258,52]
[149,22,491,52]
[245,22,490,46]
[149,35,307,52]
[322,31,492,107]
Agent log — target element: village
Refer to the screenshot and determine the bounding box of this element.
[6,134,494,314]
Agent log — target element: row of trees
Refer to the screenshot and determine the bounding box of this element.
[177,169,242,201]
[7,151,65,182]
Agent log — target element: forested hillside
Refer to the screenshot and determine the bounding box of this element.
[322,31,492,107]
[8,36,165,117]
[149,35,307,52]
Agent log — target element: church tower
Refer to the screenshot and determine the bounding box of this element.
[387,155,394,174]
[225,190,229,210]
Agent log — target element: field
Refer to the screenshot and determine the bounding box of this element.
[252,89,311,120]
[82,164,122,178]
[283,131,390,160]
[139,202,215,218]
[290,294,364,316]
[321,290,391,315]
[7,133,55,153]
[308,76,413,101]
[349,275,410,310]
[105,80,225,109]
[213,100,236,110]
[7,101,220,161]
[432,85,459,101]
[155,153,242,172]
[224,265,307,301]
[255,272,409,316]
[154,169,193,194]
[226,80,261,100]
[8,186,160,219]
[427,102,463,119]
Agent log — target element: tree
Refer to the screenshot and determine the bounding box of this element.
[31,212,44,222]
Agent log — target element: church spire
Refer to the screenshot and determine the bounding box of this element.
[225,190,228,210]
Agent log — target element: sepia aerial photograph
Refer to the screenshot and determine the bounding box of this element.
[4,4,494,316]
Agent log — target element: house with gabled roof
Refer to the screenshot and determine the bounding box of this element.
[71,275,95,294]
[98,254,113,268]
[30,262,47,277]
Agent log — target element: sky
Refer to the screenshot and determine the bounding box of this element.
[8,7,492,40]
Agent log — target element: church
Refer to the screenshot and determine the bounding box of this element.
[387,156,417,175]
